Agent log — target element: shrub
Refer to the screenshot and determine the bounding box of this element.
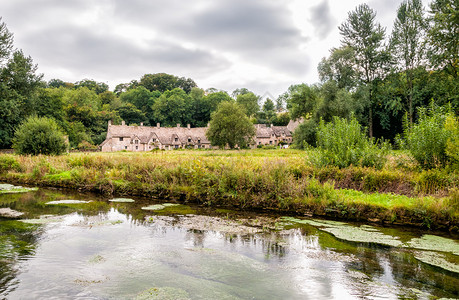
[314,116,389,169]
[406,104,456,169]
[13,116,68,155]
[293,119,318,148]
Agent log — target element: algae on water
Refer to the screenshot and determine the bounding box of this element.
[141,203,181,211]
[109,198,135,203]
[45,200,91,205]
[406,235,459,255]
[0,183,38,194]
[414,251,459,273]
[282,217,403,247]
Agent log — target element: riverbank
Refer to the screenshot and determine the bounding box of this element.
[0,150,458,231]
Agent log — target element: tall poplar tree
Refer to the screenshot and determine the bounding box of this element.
[339,4,389,137]
[390,0,427,125]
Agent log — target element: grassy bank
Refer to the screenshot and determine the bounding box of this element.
[0,150,458,231]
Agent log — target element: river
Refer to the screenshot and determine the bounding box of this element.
[0,185,458,299]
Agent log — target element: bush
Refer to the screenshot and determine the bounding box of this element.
[13,116,68,155]
[406,104,456,169]
[314,116,389,169]
[293,119,318,148]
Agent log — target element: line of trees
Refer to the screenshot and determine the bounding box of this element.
[292,0,457,148]
[0,0,457,152]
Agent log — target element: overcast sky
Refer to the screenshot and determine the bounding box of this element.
[0,0,431,98]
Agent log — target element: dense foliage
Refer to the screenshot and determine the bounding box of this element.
[314,116,389,169]
[206,102,255,149]
[13,116,67,155]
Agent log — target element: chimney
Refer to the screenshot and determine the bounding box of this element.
[187,124,190,129]
[122,120,125,126]
[140,122,143,126]
[157,123,160,129]
[108,120,112,126]
[270,124,274,128]
[177,124,181,128]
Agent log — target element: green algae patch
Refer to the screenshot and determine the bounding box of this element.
[414,251,459,273]
[135,287,190,300]
[141,204,168,211]
[45,200,91,205]
[406,235,459,255]
[109,198,135,203]
[282,216,403,247]
[21,215,65,224]
[0,183,38,194]
[141,203,188,212]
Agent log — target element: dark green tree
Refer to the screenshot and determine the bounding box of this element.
[206,101,256,149]
[74,79,109,94]
[287,84,320,120]
[426,0,459,78]
[116,103,147,126]
[339,4,390,137]
[151,88,192,126]
[139,73,196,93]
[13,116,67,155]
[236,92,260,117]
[390,0,427,125]
[318,46,357,90]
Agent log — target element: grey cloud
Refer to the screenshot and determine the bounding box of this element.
[20,25,230,82]
[310,0,336,39]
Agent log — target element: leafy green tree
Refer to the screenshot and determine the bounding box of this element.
[151,88,192,126]
[390,0,427,125]
[0,17,13,63]
[13,116,67,155]
[426,0,459,78]
[139,73,196,93]
[206,101,256,149]
[74,79,109,94]
[287,84,320,120]
[339,4,390,137]
[35,88,66,124]
[315,81,358,122]
[116,103,147,125]
[236,92,260,117]
[231,88,251,99]
[67,121,92,148]
[120,86,160,123]
[293,119,319,148]
[0,84,20,148]
[318,46,357,90]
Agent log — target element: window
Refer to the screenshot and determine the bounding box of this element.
[197,139,201,144]
[188,138,192,143]
[175,145,179,149]
[135,146,138,150]
[135,140,139,144]
[175,138,178,142]
[269,141,272,144]
[198,145,201,149]
[119,137,124,141]
[125,146,127,150]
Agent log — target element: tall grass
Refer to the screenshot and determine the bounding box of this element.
[0,150,457,230]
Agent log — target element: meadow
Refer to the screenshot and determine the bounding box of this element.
[0,149,457,231]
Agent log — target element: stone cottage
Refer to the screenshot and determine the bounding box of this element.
[100,119,301,152]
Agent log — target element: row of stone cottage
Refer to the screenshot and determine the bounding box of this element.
[100,119,302,152]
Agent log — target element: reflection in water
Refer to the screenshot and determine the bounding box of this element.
[0,188,458,299]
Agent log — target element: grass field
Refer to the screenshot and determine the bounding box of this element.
[0,149,457,231]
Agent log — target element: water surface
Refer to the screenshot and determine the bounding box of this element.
[0,187,458,299]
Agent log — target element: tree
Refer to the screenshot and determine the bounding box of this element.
[151,88,192,126]
[116,103,147,126]
[318,46,357,90]
[139,73,196,93]
[287,84,320,120]
[206,101,256,149]
[390,0,427,125]
[13,116,67,155]
[74,79,109,94]
[236,92,260,117]
[0,17,13,64]
[426,0,459,78]
[339,4,389,137]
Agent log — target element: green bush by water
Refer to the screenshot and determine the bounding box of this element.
[313,116,389,169]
